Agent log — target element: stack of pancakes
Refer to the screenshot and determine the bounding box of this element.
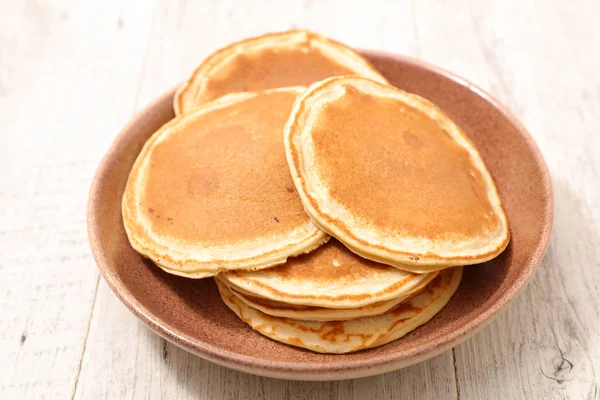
[122,30,509,354]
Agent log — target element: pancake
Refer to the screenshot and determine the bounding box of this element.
[122,88,328,277]
[217,267,462,353]
[221,270,437,321]
[284,76,510,272]
[174,30,388,115]
[218,239,438,308]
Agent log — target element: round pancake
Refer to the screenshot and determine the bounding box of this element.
[221,270,437,321]
[122,88,328,277]
[284,76,510,272]
[218,240,438,308]
[217,267,463,353]
[174,30,388,115]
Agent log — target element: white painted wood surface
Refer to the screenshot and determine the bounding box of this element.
[1,0,598,398]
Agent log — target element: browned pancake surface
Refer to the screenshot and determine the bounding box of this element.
[142,91,307,244]
[270,239,394,283]
[310,87,500,240]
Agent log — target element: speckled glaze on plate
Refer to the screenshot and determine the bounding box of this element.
[87,51,553,381]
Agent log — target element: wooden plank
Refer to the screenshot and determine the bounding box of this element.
[76,0,458,399]
[0,1,155,398]
[412,1,600,398]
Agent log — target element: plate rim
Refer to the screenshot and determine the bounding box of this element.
[87,51,554,380]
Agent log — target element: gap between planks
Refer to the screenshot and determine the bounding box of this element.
[452,348,461,400]
[71,275,100,400]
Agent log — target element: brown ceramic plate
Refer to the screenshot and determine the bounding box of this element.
[88,51,553,380]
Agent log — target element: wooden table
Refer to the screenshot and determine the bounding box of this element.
[2,1,598,398]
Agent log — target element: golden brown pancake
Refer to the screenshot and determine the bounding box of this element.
[285,76,510,272]
[217,267,463,353]
[122,88,327,277]
[221,268,437,321]
[218,240,438,308]
[174,30,388,115]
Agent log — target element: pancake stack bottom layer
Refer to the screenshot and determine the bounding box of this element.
[216,267,463,354]
[215,239,464,353]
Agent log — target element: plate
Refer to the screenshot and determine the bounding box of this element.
[87,51,553,380]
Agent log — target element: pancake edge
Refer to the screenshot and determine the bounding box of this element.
[218,264,439,308]
[220,270,438,321]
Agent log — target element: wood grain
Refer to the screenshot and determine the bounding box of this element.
[1,0,598,399]
[0,1,153,398]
